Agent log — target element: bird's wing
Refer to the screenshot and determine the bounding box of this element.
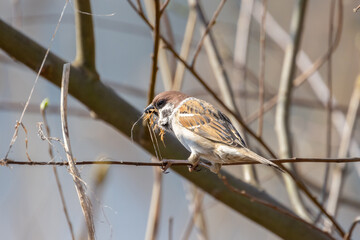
[176,98,246,148]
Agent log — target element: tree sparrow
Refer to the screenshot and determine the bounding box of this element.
[144,91,283,174]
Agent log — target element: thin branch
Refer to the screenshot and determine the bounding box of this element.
[73,0,97,72]
[160,0,170,16]
[257,0,267,137]
[191,0,226,67]
[325,75,360,232]
[60,63,95,240]
[147,0,161,104]
[316,0,336,225]
[40,99,75,240]
[353,4,360,12]
[143,0,173,89]
[275,0,312,222]
[182,187,207,240]
[344,217,360,240]
[3,157,360,167]
[172,0,197,91]
[145,158,163,240]
[232,0,254,167]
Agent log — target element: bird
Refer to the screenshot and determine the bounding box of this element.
[144,91,283,174]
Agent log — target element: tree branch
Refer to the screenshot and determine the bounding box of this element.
[275,0,313,223]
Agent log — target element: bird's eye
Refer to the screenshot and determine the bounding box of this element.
[157,99,166,108]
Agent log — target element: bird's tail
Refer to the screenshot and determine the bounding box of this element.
[238,148,285,173]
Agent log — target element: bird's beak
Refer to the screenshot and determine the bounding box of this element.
[144,104,155,113]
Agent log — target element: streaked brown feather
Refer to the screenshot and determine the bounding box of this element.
[176,99,246,148]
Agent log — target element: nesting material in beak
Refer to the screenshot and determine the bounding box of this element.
[143,105,166,143]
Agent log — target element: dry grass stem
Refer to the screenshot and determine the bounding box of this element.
[145,158,163,240]
[60,63,95,240]
[257,0,267,137]
[172,0,197,91]
[324,76,360,232]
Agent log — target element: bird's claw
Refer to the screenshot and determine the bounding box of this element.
[188,163,201,172]
[161,160,173,173]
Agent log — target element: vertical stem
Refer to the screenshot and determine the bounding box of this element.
[257,0,267,137]
[233,0,255,171]
[147,0,161,104]
[144,0,173,90]
[60,63,95,240]
[275,0,310,221]
[145,158,163,240]
[73,0,97,72]
[316,0,336,224]
[172,0,197,91]
[40,101,75,240]
[325,76,360,232]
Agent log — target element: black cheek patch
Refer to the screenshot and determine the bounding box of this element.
[162,109,172,118]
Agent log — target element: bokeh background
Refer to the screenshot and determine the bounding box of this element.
[0,0,360,239]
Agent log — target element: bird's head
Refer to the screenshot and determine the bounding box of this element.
[144,91,188,131]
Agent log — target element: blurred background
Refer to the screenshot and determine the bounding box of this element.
[0,0,360,239]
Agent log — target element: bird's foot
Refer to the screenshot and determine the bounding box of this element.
[161,159,190,173]
[188,163,201,172]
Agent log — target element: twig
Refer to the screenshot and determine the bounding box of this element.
[353,4,360,12]
[232,0,255,168]
[73,0,97,73]
[191,0,226,67]
[143,0,173,90]
[3,157,360,167]
[147,0,161,104]
[40,98,75,240]
[257,0,267,137]
[172,0,197,91]
[316,0,336,225]
[162,11,176,76]
[160,0,170,16]
[324,75,360,232]
[60,63,95,240]
[145,157,163,240]
[182,187,207,240]
[18,122,32,162]
[344,217,360,240]
[275,0,312,222]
